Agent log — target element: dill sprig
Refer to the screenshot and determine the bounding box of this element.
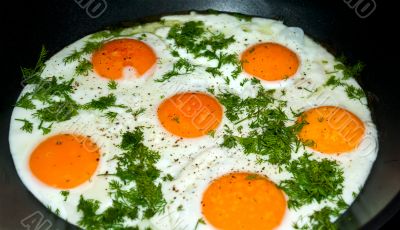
[345,85,365,101]
[333,56,364,80]
[132,108,146,118]
[15,93,36,110]
[82,94,125,111]
[324,57,366,101]
[75,59,93,76]
[156,58,196,82]
[34,96,79,122]
[294,198,348,230]
[15,119,33,133]
[77,128,167,229]
[108,80,118,90]
[217,88,304,165]
[279,153,344,209]
[30,77,74,103]
[103,111,118,122]
[17,47,79,134]
[21,46,47,84]
[63,39,104,76]
[164,21,240,81]
[60,190,70,202]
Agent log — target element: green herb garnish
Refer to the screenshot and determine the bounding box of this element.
[34,97,78,122]
[108,80,118,90]
[345,85,365,101]
[194,218,206,230]
[324,58,366,101]
[15,119,33,133]
[104,111,118,122]
[77,128,167,229]
[280,153,344,209]
[156,58,195,82]
[75,59,92,76]
[21,46,47,84]
[61,190,70,201]
[217,88,304,166]
[15,93,36,110]
[83,94,123,111]
[63,40,103,75]
[164,21,240,81]
[131,108,146,118]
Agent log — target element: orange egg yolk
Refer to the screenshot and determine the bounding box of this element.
[201,172,286,230]
[241,42,299,81]
[157,92,223,138]
[29,134,100,189]
[92,38,156,80]
[298,106,365,154]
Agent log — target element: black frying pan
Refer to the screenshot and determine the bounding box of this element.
[1,0,399,229]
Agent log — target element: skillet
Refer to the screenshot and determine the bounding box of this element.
[1,0,399,229]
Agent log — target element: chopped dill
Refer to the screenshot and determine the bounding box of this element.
[240,78,249,86]
[103,111,118,122]
[75,59,92,76]
[108,80,118,90]
[206,67,222,77]
[21,46,47,84]
[17,48,78,134]
[63,40,104,75]
[345,85,365,101]
[34,97,79,122]
[15,119,33,133]
[15,93,36,110]
[194,218,206,230]
[324,57,366,101]
[81,41,103,54]
[31,77,74,103]
[156,58,195,82]
[38,121,53,135]
[177,205,183,211]
[165,21,240,82]
[162,174,174,181]
[294,198,348,230]
[217,88,305,166]
[333,56,364,80]
[325,76,343,88]
[279,153,344,209]
[83,94,124,111]
[77,128,167,229]
[60,190,70,201]
[131,108,146,118]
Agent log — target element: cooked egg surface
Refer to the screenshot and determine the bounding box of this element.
[241,42,299,81]
[92,38,157,79]
[29,134,100,189]
[9,12,378,230]
[157,92,223,138]
[201,172,286,230]
[298,106,366,154]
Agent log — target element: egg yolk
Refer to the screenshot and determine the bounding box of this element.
[201,172,286,230]
[29,134,100,189]
[298,106,365,154]
[241,42,299,81]
[92,38,156,80]
[157,92,223,138]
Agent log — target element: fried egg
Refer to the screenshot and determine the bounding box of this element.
[9,12,378,229]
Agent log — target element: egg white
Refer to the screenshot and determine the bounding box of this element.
[9,12,378,229]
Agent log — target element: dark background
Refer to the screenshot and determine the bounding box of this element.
[1,0,398,229]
